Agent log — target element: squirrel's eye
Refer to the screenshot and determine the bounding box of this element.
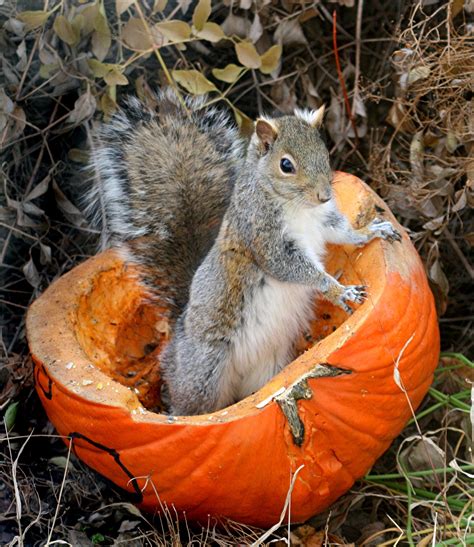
[280,157,295,174]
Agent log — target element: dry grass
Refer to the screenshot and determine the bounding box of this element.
[1,0,473,544]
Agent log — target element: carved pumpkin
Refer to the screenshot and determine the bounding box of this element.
[26,173,439,527]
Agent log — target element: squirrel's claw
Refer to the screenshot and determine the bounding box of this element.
[339,284,367,313]
[369,218,402,244]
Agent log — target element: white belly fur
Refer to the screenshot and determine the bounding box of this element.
[229,278,315,401]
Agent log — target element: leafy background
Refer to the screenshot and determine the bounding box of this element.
[1,0,473,544]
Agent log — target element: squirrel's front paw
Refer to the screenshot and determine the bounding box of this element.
[368,218,402,243]
[338,285,367,314]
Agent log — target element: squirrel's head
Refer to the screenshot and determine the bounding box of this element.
[249,106,332,206]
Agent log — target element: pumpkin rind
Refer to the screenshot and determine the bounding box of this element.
[27,173,439,527]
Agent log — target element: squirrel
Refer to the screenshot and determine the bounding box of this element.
[89,89,401,416]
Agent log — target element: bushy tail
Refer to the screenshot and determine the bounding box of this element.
[88,89,244,318]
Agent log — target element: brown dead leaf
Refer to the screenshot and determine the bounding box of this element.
[274,18,308,46]
[122,18,163,51]
[221,13,251,38]
[67,90,97,124]
[23,257,41,288]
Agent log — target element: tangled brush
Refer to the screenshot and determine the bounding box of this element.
[368,2,473,340]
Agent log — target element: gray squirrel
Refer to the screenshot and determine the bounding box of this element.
[89,88,401,416]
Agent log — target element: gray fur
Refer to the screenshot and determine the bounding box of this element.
[87,88,244,317]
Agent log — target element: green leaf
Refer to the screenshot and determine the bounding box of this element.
[4,402,19,431]
[192,0,211,31]
[172,69,217,95]
[259,44,282,75]
[235,41,261,69]
[155,20,191,43]
[212,63,245,83]
[53,14,80,46]
[17,10,52,31]
[195,22,225,43]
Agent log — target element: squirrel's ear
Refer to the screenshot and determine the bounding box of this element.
[255,118,278,152]
[308,105,325,128]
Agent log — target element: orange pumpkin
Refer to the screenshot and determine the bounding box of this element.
[26,173,439,527]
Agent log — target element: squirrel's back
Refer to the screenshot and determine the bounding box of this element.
[88,89,244,317]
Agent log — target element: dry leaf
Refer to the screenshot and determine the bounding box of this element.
[0,89,15,133]
[178,0,193,14]
[122,18,162,50]
[104,69,128,86]
[274,18,307,46]
[53,14,80,46]
[67,90,97,124]
[53,180,86,226]
[212,63,245,83]
[172,69,217,95]
[407,65,431,85]
[40,242,52,265]
[192,0,211,31]
[235,41,261,69]
[17,10,51,31]
[399,437,446,486]
[25,176,50,202]
[116,0,135,15]
[249,13,263,43]
[92,11,111,61]
[221,13,251,38]
[195,22,225,42]
[23,257,41,288]
[259,44,282,74]
[155,20,191,43]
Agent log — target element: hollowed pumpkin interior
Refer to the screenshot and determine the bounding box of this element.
[74,243,365,412]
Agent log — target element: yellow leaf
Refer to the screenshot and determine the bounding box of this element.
[17,10,51,31]
[155,20,191,43]
[192,0,211,31]
[116,0,135,15]
[232,107,253,137]
[88,59,110,78]
[104,69,128,86]
[172,69,217,95]
[259,44,282,75]
[235,41,261,69]
[122,17,162,50]
[53,14,80,46]
[212,63,245,83]
[195,22,225,43]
